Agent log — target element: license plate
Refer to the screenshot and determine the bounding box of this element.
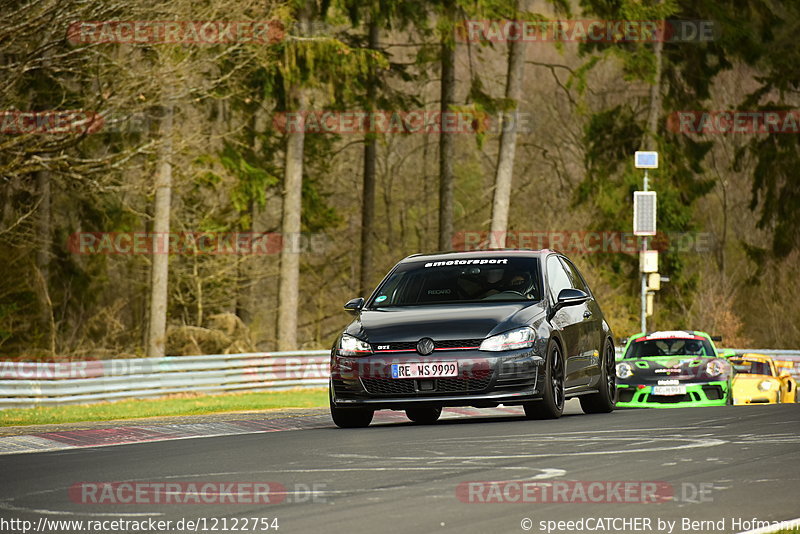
[391,362,458,379]
[652,385,686,396]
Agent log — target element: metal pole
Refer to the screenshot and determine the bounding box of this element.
[641,170,649,333]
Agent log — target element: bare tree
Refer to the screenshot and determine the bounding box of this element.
[147,91,174,358]
[276,87,306,351]
[438,0,456,251]
[359,15,380,297]
[489,0,527,249]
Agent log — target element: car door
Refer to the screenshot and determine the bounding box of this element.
[545,254,583,388]
[560,256,601,386]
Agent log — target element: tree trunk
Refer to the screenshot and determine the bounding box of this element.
[277,4,316,351]
[36,169,54,353]
[438,0,456,251]
[236,106,266,326]
[489,0,527,249]
[245,108,274,348]
[643,19,663,151]
[147,101,173,358]
[277,87,306,351]
[359,17,379,296]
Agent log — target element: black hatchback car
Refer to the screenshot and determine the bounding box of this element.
[329,250,616,427]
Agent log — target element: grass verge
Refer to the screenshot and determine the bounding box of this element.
[0,388,328,427]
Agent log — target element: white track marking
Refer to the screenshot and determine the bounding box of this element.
[330,437,726,461]
[0,501,162,517]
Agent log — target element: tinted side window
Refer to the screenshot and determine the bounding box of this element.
[560,257,590,294]
[546,255,572,303]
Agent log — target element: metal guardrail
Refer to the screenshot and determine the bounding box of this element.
[1,348,798,409]
[0,351,330,409]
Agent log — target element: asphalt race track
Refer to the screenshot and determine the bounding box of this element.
[1,402,799,534]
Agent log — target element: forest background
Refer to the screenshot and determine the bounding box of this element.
[2,0,799,360]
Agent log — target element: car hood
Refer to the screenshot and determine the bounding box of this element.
[344,301,545,343]
[618,355,730,383]
[732,374,776,383]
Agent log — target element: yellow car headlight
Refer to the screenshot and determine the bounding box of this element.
[757,380,774,392]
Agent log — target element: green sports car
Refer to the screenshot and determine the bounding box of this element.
[616,331,733,408]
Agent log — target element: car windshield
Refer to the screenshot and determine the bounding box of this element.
[730,359,772,375]
[368,257,542,307]
[625,337,715,358]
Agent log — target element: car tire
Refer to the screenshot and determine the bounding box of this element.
[580,338,616,414]
[330,385,374,428]
[406,407,442,424]
[524,340,565,419]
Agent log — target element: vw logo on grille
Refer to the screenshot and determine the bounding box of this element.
[417,338,435,355]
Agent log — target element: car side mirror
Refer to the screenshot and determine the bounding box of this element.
[779,371,792,379]
[343,297,365,314]
[718,349,736,359]
[554,288,589,311]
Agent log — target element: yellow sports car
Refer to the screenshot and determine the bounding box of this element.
[730,353,797,405]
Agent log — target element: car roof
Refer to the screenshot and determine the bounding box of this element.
[737,353,774,362]
[400,249,556,263]
[633,330,710,341]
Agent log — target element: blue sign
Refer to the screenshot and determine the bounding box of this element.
[635,151,658,169]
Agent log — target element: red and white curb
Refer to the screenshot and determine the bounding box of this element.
[0,406,526,455]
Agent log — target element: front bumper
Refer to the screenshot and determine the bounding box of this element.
[330,348,544,410]
[616,381,730,408]
[732,393,779,405]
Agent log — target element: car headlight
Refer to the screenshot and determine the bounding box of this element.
[705,359,727,377]
[616,362,634,379]
[479,327,535,352]
[758,380,774,392]
[338,334,372,356]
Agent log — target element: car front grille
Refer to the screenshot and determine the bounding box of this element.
[647,393,694,403]
[361,369,492,396]
[620,385,726,404]
[435,376,492,392]
[370,339,483,353]
[701,385,724,400]
[332,378,359,393]
[618,388,635,403]
[435,339,483,350]
[360,378,417,395]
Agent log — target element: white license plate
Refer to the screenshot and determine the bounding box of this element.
[652,385,686,396]
[391,362,458,379]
